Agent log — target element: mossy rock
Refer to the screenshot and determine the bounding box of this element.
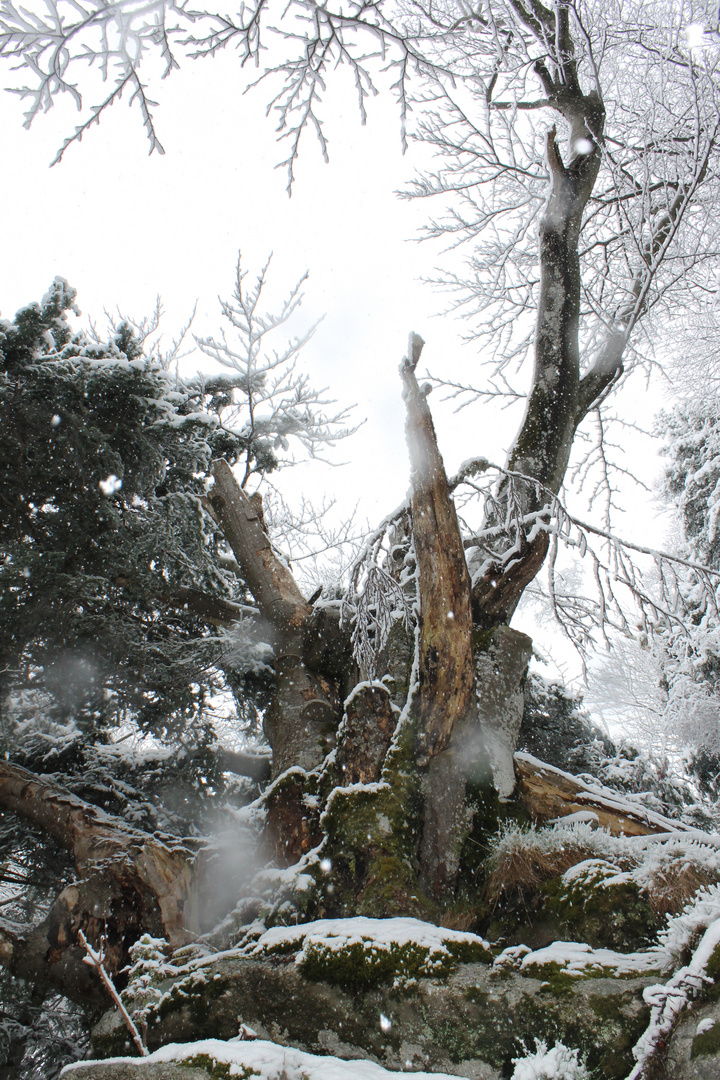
[180,1055,257,1079]
[692,1019,720,1058]
[55,1067,212,1079]
[92,950,655,1079]
[518,958,657,990]
[427,976,650,1079]
[296,934,491,990]
[541,859,656,952]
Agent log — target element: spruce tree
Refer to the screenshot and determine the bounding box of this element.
[0,278,233,749]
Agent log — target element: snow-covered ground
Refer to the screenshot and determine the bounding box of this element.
[60,1035,593,1080]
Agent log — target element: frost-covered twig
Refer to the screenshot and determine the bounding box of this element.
[193,254,357,488]
[78,929,148,1057]
[627,914,720,1078]
[456,462,720,656]
[342,507,417,675]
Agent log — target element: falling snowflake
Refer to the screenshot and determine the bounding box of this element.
[99,475,122,496]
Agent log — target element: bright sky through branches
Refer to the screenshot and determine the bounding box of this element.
[0,19,667,686]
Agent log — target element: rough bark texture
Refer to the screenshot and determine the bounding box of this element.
[475,627,533,800]
[398,335,482,898]
[419,743,473,900]
[209,459,310,633]
[209,459,342,778]
[262,659,341,778]
[471,32,607,628]
[335,683,398,786]
[0,762,195,943]
[400,336,477,763]
[263,769,323,866]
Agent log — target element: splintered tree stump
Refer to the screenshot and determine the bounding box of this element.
[400,335,476,763]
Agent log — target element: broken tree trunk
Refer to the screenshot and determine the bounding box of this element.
[209,459,341,779]
[0,761,196,1004]
[400,334,476,763]
[400,334,479,899]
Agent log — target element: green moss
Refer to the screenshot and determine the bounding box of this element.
[91,1024,139,1060]
[156,970,233,1026]
[522,958,651,983]
[541,861,656,952]
[537,971,582,996]
[448,938,493,966]
[702,942,720,1002]
[692,1020,720,1058]
[319,717,436,919]
[288,934,491,991]
[180,1054,257,1078]
[590,991,634,1021]
[429,985,649,1077]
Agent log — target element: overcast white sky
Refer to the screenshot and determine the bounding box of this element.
[0,51,488,515]
[0,45,670,690]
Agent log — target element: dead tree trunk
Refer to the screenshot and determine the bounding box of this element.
[209,459,341,780]
[0,761,195,1004]
[208,460,344,863]
[399,335,479,897]
[401,335,477,764]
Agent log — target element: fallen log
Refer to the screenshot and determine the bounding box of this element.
[514,752,697,837]
[0,761,197,1002]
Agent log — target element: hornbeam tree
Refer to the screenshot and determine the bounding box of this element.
[3,0,720,1033]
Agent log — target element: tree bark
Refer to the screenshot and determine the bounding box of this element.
[209,459,342,778]
[513,752,692,837]
[400,335,477,763]
[471,39,606,628]
[0,761,196,1003]
[209,459,310,634]
[475,626,533,800]
[400,334,480,897]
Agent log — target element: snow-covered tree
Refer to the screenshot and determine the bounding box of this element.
[652,398,720,767]
[0,279,229,741]
[5,5,720,1072]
